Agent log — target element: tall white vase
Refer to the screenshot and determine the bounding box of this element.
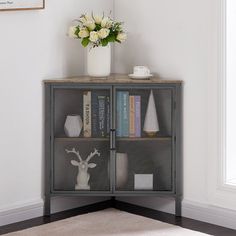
[87,44,111,77]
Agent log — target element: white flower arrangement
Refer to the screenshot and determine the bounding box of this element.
[68,13,127,47]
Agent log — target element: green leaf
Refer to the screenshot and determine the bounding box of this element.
[95,24,101,31]
[101,38,108,46]
[81,37,90,47]
[107,34,116,42]
[75,27,80,38]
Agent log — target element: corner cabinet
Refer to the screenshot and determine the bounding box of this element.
[44,75,182,216]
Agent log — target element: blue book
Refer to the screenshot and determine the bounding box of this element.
[121,92,129,137]
[116,92,123,137]
[98,95,106,137]
[106,96,110,137]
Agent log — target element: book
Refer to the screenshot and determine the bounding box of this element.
[116,92,122,137]
[106,96,110,137]
[135,96,141,137]
[92,92,98,137]
[121,91,129,137]
[129,96,135,137]
[83,91,91,137]
[98,95,106,137]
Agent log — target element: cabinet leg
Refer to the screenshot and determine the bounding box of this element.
[44,195,51,216]
[175,197,182,217]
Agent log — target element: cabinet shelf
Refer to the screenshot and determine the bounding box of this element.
[54,136,172,142]
[117,137,172,141]
[54,137,109,142]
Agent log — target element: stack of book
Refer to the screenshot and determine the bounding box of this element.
[83,91,110,138]
[116,91,141,138]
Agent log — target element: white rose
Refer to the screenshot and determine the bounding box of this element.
[98,28,110,39]
[84,20,96,31]
[89,31,99,42]
[78,28,89,38]
[101,17,113,28]
[68,26,78,38]
[116,32,127,42]
[93,15,103,24]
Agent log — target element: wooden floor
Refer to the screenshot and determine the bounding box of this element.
[0,200,235,236]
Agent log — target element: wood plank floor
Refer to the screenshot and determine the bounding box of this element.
[0,200,235,236]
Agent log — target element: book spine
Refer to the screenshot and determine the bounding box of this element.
[106,96,110,137]
[98,95,106,137]
[116,92,122,137]
[135,96,141,137]
[92,92,98,137]
[83,91,91,137]
[122,92,129,137]
[129,96,135,137]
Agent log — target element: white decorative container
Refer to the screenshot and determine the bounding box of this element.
[143,90,160,137]
[134,174,153,190]
[116,153,128,189]
[87,44,111,77]
[64,115,83,137]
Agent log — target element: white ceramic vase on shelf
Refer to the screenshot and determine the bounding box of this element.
[64,115,83,137]
[87,44,111,77]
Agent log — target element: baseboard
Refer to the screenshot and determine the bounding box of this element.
[1,198,236,230]
[0,199,44,227]
[182,200,236,230]
[0,197,111,227]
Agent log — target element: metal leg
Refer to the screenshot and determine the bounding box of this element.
[44,195,51,216]
[175,196,182,217]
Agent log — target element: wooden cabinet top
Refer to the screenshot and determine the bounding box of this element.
[43,74,183,84]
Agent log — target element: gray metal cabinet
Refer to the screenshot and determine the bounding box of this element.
[44,76,182,216]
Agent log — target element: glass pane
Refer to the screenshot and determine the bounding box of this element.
[53,88,111,192]
[54,88,111,138]
[115,88,173,192]
[54,139,110,191]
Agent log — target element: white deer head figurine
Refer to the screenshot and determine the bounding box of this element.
[65,148,101,190]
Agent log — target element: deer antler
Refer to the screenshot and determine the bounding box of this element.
[65,148,83,162]
[86,148,100,162]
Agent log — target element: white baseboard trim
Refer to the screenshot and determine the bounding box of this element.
[182,199,236,230]
[1,198,236,230]
[0,199,44,227]
[0,197,109,227]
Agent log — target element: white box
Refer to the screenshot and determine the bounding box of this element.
[134,174,153,190]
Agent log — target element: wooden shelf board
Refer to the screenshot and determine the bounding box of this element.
[44,74,183,84]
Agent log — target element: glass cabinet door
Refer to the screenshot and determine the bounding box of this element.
[52,86,112,193]
[114,87,174,193]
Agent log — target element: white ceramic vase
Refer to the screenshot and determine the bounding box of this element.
[87,44,111,77]
[116,153,128,189]
[64,115,83,137]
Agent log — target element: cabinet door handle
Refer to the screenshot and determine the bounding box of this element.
[110,129,116,150]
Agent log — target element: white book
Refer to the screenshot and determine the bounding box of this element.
[83,91,91,137]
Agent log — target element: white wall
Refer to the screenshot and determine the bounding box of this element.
[114,0,229,211]
[0,0,112,225]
